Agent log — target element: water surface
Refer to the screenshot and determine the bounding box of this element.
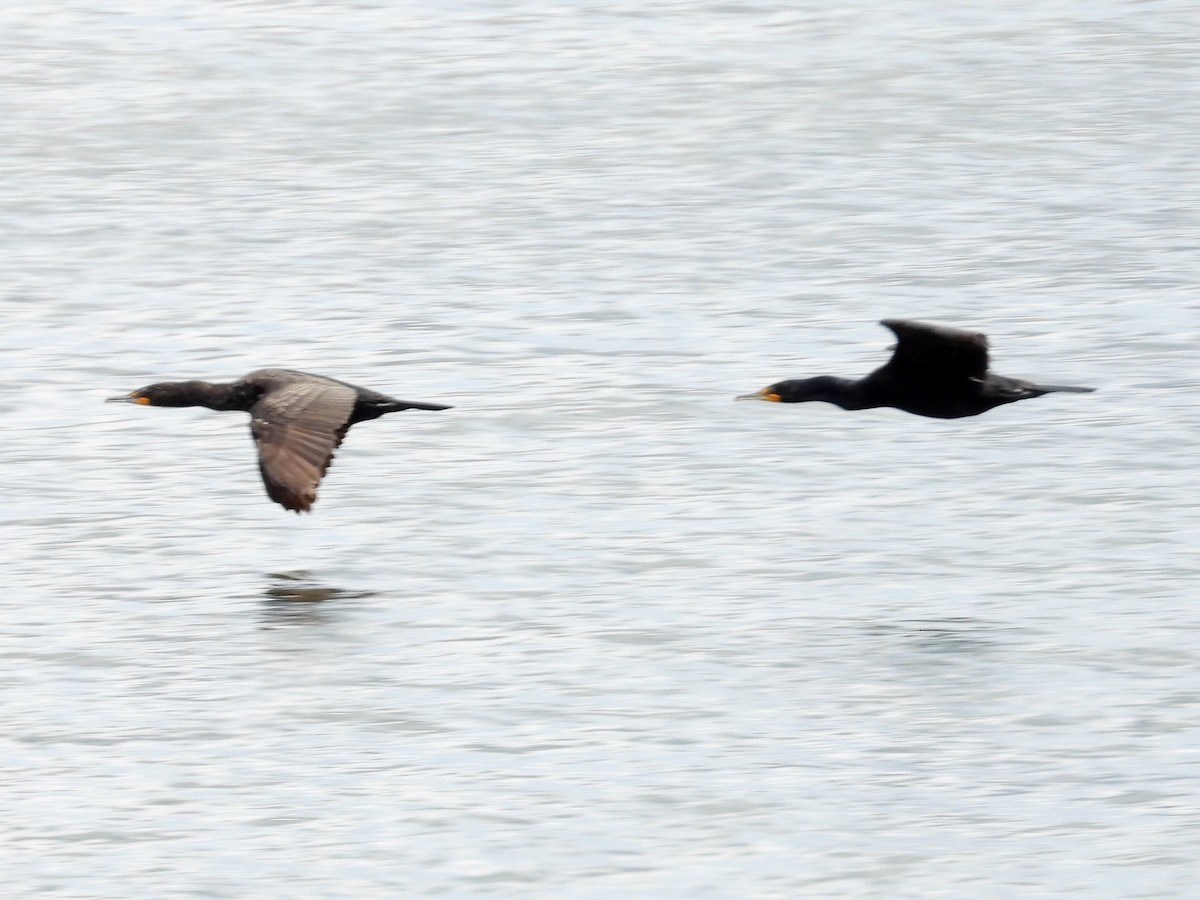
[2,1,1199,896]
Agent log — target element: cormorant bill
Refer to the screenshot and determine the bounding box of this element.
[107,368,450,512]
[737,319,1095,419]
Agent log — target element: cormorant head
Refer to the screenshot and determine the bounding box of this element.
[106,380,212,407]
[737,376,846,404]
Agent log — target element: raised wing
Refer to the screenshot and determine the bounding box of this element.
[249,379,358,512]
[878,319,990,384]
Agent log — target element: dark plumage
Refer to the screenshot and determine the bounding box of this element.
[738,319,1094,419]
[107,368,450,512]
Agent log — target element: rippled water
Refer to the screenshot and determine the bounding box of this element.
[3,1,1199,896]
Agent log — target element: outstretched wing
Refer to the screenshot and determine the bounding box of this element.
[878,319,990,384]
[249,379,357,512]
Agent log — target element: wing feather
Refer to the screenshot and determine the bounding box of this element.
[248,380,357,512]
[879,319,990,384]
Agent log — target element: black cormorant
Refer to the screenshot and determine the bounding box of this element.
[107,368,450,512]
[738,319,1094,419]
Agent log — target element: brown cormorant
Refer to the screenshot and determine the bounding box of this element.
[107,368,450,512]
[738,319,1094,419]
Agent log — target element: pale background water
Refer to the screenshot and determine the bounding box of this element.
[2,1,1198,896]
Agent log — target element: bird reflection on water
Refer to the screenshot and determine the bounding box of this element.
[863,617,1005,657]
[260,571,376,626]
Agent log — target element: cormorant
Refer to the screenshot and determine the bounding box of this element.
[107,368,450,512]
[737,319,1094,419]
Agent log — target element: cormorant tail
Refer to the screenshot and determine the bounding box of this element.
[1036,384,1095,394]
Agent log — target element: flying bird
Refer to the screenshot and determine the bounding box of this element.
[108,368,450,511]
[738,319,1094,419]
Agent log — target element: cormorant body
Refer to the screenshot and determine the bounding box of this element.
[107,368,450,512]
[738,320,1094,419]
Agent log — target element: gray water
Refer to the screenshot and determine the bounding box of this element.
[3,2,1199,896]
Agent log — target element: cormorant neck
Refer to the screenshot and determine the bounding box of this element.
[202,382,249,411]
[827,376,875,410]
[198,381,262,411]
[782,376,875,410]
[152,380,257,411]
